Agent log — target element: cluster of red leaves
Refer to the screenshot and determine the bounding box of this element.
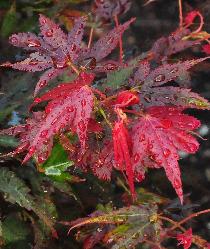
[1,7,210,207]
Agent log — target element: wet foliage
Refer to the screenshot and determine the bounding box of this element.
[0,0,210,248]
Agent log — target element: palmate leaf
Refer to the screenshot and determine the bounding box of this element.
[131,106,201,203]
[140,86,210,109]
[68,204,161,249]
[177,228,193,249]
[0,83,94,164]
[2,14,134,95]
[81,17,135,62]
[134,57,210,109]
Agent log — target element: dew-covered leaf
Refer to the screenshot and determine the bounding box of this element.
[69,204,161,249]
[86,18,135,62]
[177,228,193,249]
[131,106,201,203]
[2,52,52,72]
[113,121,135,197]
[141,58,208,88]
[140,86,210,109]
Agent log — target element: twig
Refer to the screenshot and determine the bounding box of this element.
[88,27,94,49]
[114,15,123,64]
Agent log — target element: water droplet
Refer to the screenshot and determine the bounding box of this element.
[27,39,41,47]
[39,80,47,88]
[66,106,74,112]
[161,119,172,129]
[45,106,52,114]
[45,29,53,37]
[81,110,86,117]
[104,63,118,71]
[34,97,41,103]
[40,130,48,138]
[170,67,178,74]
[163,148,171,157]
[71,44,77,51]
[133,153,140,163]
[154,74,165,82]
[10,36,18,44]
[29,146,36,155]
[188,143,198,153]
[148,143,153,149]
[78,120,86,132]
[48,72,53,77]
[81,99,86,107]
[174,178,181,189]
[139,134,145,142]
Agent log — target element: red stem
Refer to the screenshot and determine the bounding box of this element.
[178,0,183,27]
[114,15,123,64]
[169,209,210,231]
[88,27,94,49]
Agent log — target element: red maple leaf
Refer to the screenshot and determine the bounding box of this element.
[2,14,134,96]
[135,58,210,109]
[131,106,201,203]
[113,120,135,197]
[0,83,94,164]
[177,228,193,249]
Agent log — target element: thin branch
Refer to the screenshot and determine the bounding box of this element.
[114,15,123,64]
[178,0,183,27]
[88,27,94,49]
[169,209,210,231]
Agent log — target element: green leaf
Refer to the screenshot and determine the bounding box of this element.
[1,2,17,38]
[0,135,18,148]
[0,168,56,233]
[42,143,74,177]
[106,66,134,89]
[1,215,29,245]
[105,56,142,90]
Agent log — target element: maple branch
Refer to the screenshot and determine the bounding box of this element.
[178,0,183,27]
[114,15,123,64]
[88,27,94,49]
[168,209,210,231]
[158,215,185,232]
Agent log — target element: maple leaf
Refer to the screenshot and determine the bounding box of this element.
[150,28,200,60]
[113,120,135,197]
[93,0,131,22]
[134,58,210,109]
[140,86,210,109]
[80,17,135,63]
[131,106,201,203]
[177,228,193,249]
[1,85,94,164]
[2,14,134,95]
